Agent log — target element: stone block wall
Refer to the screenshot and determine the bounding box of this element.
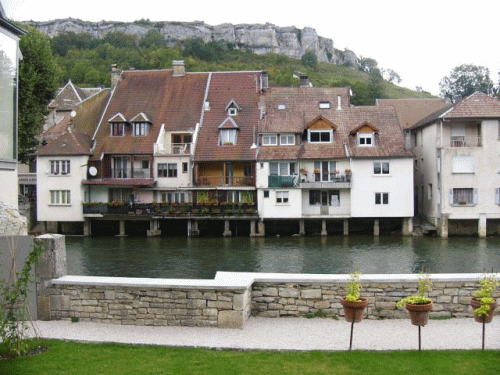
[47,277,251,329]
[252,280,499,320]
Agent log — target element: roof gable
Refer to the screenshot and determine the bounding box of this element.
[108,113,127,122]
[218,116,239,129]
[225,99,242,111]
[130,112,151,123]
[350,122,379,135]
[305,115,336,130]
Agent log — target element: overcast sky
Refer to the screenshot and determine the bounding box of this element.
[3,0,499,96]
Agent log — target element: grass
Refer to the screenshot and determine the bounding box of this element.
[1,340,500,375]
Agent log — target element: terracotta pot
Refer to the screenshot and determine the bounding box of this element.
[340,297,368,323]
[470,297,498,323]
[406,302,433,326]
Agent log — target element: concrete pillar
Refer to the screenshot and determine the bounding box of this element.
[35,234,67,320]
[249,220,256,237]
[478,214,487,238]
[402,217,413,236]
[117,220,126,237]
[321,219,327,236]
[223,219,232,237]
[374,219,380,237]
[299,219,305,236]
[189,220,200,237]
[147,219,161,236]
[343,219,349,236]
[439,214,449,238]
[83,218,91,236]
[257,220,265,236]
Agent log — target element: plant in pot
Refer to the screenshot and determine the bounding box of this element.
[470,274,499,323]
[396,273,433,327]
[340,272,368,351]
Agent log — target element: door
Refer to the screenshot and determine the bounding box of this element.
[225,163,234,186]
[321,191,329,215]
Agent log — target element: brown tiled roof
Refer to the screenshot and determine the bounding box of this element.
[92,69,208,159]
[49,80,99,111]
[194,71,263,162]
[376,98,448,129]
[72,89,111,136]
[257,87,411,161]
[37,129,92,156]
[412,91,500,129]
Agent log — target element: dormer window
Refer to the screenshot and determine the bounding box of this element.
[358,132,374,146]
[305,115,336,144]
[278,103,286,110]
[218,117,239,145]
[262,134,278,145]
[225,99,241,117]
[111,122,125,137]
[132,122,149,137]
[319,101,331,109]
[309,130,332,143]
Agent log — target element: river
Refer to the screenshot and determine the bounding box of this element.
[65,234,500,279]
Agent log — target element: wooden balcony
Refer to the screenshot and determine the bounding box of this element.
[195,175,255,187]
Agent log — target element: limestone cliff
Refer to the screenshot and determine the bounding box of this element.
[24,18,358,66]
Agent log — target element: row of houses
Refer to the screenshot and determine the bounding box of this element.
[34,61,500,238]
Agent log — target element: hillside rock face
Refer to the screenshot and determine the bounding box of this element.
[26,19,357,64]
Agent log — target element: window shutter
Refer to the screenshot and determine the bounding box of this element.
[496,188,500,204]
[449,189,454,205]
[473,188,478,205]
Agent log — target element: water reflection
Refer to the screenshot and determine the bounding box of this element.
[65,235,500,279]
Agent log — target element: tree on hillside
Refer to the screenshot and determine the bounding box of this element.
[359,56,378,73]
[439,64,495,102]
[301,50,317,69]
[18,26,60,163]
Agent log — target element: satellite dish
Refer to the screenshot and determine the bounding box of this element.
[70,110,77,118]
[88,166,98,176]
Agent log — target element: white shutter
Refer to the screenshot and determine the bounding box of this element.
[449,189,454,205]
[473,188,478,205]
[496,188,500,205]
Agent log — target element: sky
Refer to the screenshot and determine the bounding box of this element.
[3,0,500,96]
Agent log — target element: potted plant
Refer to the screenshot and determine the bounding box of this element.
[300,168,308,175]
[345,169,351,175]
[470,274,499,323]
[396,274,433,326]
[340,272,368,323]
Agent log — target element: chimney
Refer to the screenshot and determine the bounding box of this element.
[172,60,186,77]
[111,64,122,89]
[299,74,309,87]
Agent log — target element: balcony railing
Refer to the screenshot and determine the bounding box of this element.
[299,174,351,188]
[268,175,299,188]
[448,136,482,147]
[195,176,255,187]
[154,143,192,155]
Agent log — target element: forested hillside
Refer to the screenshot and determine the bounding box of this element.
[49,29,434,105]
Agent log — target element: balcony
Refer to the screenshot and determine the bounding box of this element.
[195,176,255,187]
[268,175,299,188]
[299,174,351,189]
[154,143,191,155]
[448,136,482,148]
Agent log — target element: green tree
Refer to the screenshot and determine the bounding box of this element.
[439,64,495,102]
[139,29,166,49]
[301,50,317,69]
[18,26,60,163]
[359,56,378,73]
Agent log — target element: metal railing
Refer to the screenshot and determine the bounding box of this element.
[449,136,482,147]
[154,143,192,155]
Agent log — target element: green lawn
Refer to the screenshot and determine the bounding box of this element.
[2,340,500,375]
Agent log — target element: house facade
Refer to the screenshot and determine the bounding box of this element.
[256,85,414,235]
[411,91,500,237]
[0,5,25,208]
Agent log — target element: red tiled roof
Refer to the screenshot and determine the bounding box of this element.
[37,129,92,156]
[377,98,448,129]
[194,71,263,162]
[82,178,155,186]
[92,69,208,159]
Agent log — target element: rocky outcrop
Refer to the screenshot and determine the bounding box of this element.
[0,202,28,236]
[24,19,356,64]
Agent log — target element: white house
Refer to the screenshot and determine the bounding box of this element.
[411,91,500,237]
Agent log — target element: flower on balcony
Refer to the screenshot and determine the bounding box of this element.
[314,168,320,174]
[300,168,308,175]
[108,201,125,206]
[333,170,339,175]
[345,169,351,175]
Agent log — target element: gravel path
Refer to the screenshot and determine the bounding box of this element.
[30,317,500,351]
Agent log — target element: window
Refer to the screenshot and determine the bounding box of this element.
[357,133,374,146]
[219,129,237,145]
[263,190,269,198]
[309,130,332,143]
[375,192,389,205]
[451,188,476,205]
[161,191,186,203]
[314,161,337,182]
[50,190,71,205]
[262,134,277,145]
[132,122,149,136]
[374,162,390,175]
[182,162,188,173]
[269,162,296,176]
[112,157,129,178]
[111,122,125,136]
[278,103,286,110]
[428,184,433,200]
[142,160,149,169]
[453,156,474,173]
[228,107,238,116]
[227,191,241,203]
[158,163,177,178]
[319,101,331,109]
[280,134,295,145]
[50,160,71,175]
[309,190,340,206]
[276,191,289,204]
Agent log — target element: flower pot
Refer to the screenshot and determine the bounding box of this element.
[405,302,433,326]
[470,297,498,323]
[340,297,368,323]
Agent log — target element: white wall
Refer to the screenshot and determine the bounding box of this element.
[154,156,191,188]
[0,169,18,209]
[350,158,414,218]
[257,189,302,218]
[37,155,88,222]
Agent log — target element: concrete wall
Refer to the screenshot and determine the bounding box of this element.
[0,170,18,209]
